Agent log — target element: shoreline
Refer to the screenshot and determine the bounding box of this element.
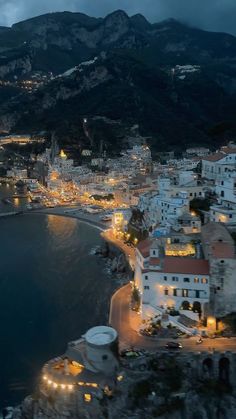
[27,208,107,232]
[0,204,119,409]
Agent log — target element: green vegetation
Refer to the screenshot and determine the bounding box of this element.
[131,286,141,312]
[90,193,114,201]
[221,312,236,334]
[127,209,148,242]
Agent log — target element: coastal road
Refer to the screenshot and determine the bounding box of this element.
[110,283,236,353]
[102,229,136,270]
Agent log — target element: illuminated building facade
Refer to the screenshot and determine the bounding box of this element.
[134,236,210,319]
[40,326,120,414]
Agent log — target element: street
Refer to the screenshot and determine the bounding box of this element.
[110,283,236,353]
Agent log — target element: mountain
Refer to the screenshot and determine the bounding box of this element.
[0,10,236,153]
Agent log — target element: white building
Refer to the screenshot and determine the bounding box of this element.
[202,146,236,181]
[210,172,236,226]
[134,236,210,318]
[138,177,190,229]
[6,167,28,179]
[186,147,210,157]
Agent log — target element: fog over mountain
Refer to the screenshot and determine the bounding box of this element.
[0,0,236,35]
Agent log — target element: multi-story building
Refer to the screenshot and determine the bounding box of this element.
[134,234,210,318]
[139,177,190,229]
[201,222,236,317]
[202,145,236,181]
[210,172,236,226]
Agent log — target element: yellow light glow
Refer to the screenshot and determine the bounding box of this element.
[84,393,92,402]
[59,149,67,159]
[117,375,123,382]
[219,214,227,223]
[48,380,52,385]
[61,384,66,389]
[53,383,58,389]
[68,384,73,391]
[165,243,195,257]
[43,375,47,381]
[207,316,216,332]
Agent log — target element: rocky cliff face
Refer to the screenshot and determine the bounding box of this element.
[0,10,236,152]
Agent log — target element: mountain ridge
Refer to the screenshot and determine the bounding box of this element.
[0,10,236,153]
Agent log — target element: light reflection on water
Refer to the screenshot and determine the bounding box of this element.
[0,189,115,408]
[47,214,77,238]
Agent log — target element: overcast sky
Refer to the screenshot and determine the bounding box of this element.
[0,0,236,35]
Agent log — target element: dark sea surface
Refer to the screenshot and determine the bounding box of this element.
[0,184,113,407]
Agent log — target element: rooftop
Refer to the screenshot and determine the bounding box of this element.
[202,152,225,162]
[163,257,209,275]
[201,222,235,259]
[137,238,154,258]
[85,326,117,346]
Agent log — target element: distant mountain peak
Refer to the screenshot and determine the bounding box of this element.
[131,13,151,29]
[105,9,129,21]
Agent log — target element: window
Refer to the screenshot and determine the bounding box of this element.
[164,288,169,295]
[194,277,199,283]
[221,278,224,288]
[220,260,225,264]
[221,191,225,197]
[230,214,232,219]
[144,286,150,290]
[145,275,148,280]
[221,181,224,185]
[153,250,156,255]
[173,289,177,296]
[172,276,179,282]
[199,192,202,196]
[164,276,167,281]
[190,193,193,197]
[84,394,92,403]
[184,278,190,283]
[182,289,188,297]
[201,278,208,284]
[195,290,200,298]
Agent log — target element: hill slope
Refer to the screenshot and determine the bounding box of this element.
[0,11,236,152]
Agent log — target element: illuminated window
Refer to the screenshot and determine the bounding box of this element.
[164,288,169,296]
[201,278,208,284]
[194,277,199,283]
[84,394,92,403]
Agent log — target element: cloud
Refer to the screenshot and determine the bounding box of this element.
[0,0,235,35]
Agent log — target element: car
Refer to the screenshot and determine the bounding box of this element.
[165,342,183,350]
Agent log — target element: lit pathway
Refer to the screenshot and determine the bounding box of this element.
[102,229,136,270]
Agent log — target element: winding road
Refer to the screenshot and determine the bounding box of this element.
[109,283,236,353]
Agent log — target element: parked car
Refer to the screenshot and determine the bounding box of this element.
[165,342,183,350]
